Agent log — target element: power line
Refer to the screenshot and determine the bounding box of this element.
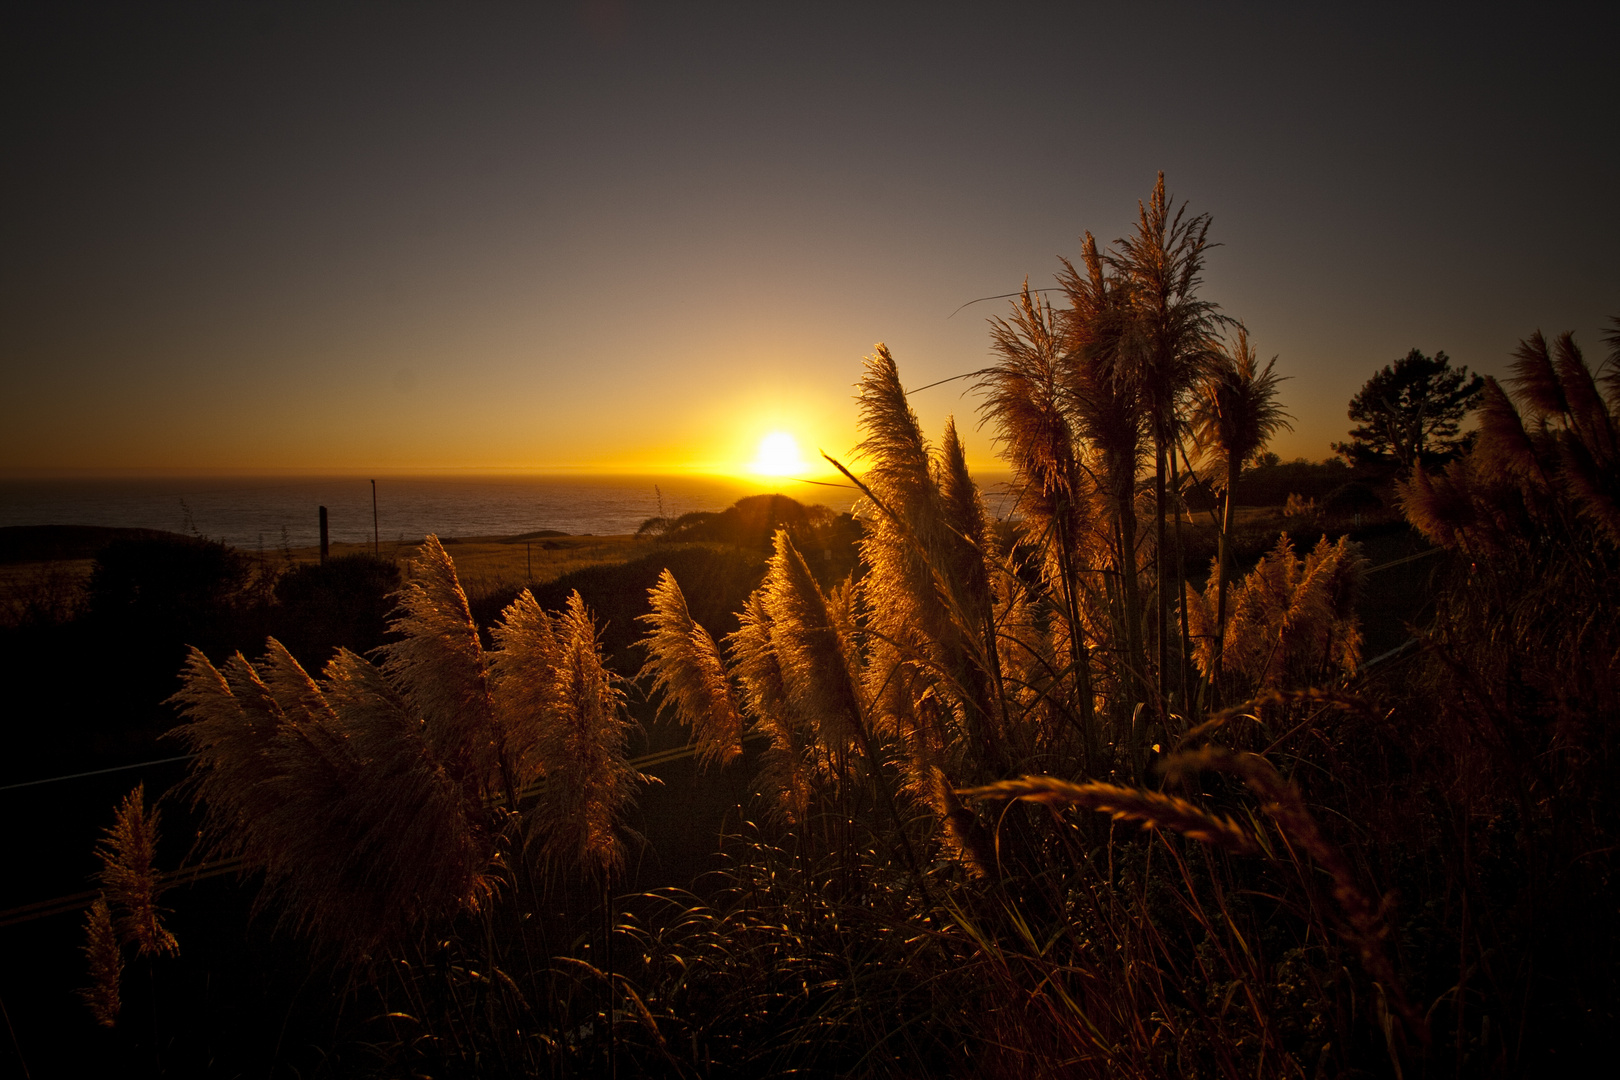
[0,755,195,793]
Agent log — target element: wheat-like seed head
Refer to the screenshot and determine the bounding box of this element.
[1160,745,1423,1039]
[958,775,1259,855]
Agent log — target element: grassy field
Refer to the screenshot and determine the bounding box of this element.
[0,530,664,626]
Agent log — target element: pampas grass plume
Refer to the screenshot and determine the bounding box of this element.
[762,530,865,755]
[380,534,505,797]
[80,897,123,1028]
[96,783,178,958]
[638,569,744,767]
[528,591,642,879]
[727,588,813,822]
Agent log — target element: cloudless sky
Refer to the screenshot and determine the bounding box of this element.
[3,1,1616,477]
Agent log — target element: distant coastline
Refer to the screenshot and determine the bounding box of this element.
[0,472,1014,552]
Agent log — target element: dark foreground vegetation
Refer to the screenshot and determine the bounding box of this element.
[5,181,1616,1079]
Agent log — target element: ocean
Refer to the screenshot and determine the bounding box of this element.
[0,474,879,551]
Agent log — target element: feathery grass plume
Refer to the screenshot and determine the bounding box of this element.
[1537,331,1620,544]
[1397,458,1494,553]
[1471,378,1540,484]
[488,587,563,791]
[985,554,1069,764]
[1508,329,1569,420]
[1603,314,1620,413]
[1190,327,1292,682]
[527,591,642,879]
[728,588,813,821]
[170,647,282,842]
[856,344,942,535]
[637,569,744,767]
[1193,535,1365,693]
[854,348,1004,778]
[981,280,1086,545]
[316,647,495,934]
[1406,324,1620,552]
[977,282,1111,753]
[850,348,960,647]
[932,766,998,879]
[762,530,866,758]
[1108,174,1226,707]
[852,349,961,723]
[1558,437,1620,546]
[958,775,1259,855]
[936,416,993,624]
[95,783,178,957]
[80,897,123,1028]
[172,641,496,953]
[379,534,510,802]
[1160,746,1422,1042]
[1551,331,1616,458]
[1055,234,1150,704]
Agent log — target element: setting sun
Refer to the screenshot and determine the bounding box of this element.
[750,430,809,476]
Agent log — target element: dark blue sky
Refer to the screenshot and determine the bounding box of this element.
[3,2,1616,474]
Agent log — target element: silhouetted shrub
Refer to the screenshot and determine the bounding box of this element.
[86,535,252,636]
[272,554,402,669]
[1230,458,1353,506]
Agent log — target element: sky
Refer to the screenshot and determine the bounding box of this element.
[3,1,1617,478]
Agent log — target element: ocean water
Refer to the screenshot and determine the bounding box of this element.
[0,474,874,551]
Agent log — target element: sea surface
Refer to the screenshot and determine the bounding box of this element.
[0,474,878,551]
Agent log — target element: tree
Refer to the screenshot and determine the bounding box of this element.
[1333,348,1484,468]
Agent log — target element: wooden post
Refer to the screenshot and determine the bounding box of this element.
[371,479,379,557]
[319,506,329,563]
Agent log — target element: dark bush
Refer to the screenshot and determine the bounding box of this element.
[85,534,256,651]
[272,554,402,670]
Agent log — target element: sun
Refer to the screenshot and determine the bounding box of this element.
[750,430,809,476]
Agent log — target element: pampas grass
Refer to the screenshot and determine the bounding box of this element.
[379,534,512,803]
[728,588,814,822]
[97,190,1617,1079]
[1186,534,1366,695]
[80,783,175,1028]
[524,591,642,879]
[638,568,743,767]
[171,639,495,952]
[169,534,644,953]
[80,896,124,1028]
[94,783,177,958]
